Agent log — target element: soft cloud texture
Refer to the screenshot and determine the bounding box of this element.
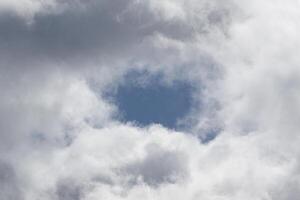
[0,0,300,199]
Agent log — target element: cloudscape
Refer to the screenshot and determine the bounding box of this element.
[1,0,300,199]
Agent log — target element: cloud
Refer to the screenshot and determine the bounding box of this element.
[0,0,231,68]
[0,160,22,200]
[120,143,188,187]
[55,178,82,200]
[0,0,300,199]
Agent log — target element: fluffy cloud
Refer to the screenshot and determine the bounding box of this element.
[0,0,300,199]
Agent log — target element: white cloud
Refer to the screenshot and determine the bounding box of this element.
[0,0,57,23]
[0,0,300,199]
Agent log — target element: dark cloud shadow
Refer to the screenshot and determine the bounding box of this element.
[119,144,188,187]
[0,161,22,200]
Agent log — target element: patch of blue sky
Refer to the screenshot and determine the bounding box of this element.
[114,70,194,130]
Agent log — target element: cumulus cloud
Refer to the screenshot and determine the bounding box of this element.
[0,0,300,199]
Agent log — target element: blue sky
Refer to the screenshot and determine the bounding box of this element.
[115,72,193,129]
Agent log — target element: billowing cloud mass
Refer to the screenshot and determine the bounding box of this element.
[0,0,300,199]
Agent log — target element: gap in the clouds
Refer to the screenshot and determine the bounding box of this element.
[111,70,194,130]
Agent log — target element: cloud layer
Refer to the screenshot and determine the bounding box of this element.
[1,0,300,199]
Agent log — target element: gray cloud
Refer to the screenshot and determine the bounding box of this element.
[0,161,21,200]
[55,178,82,200]
[120,144,188,187]
[0,0,232,68]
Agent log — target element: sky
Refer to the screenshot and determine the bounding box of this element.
[114,71,194,129]
[0,0,300,199]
